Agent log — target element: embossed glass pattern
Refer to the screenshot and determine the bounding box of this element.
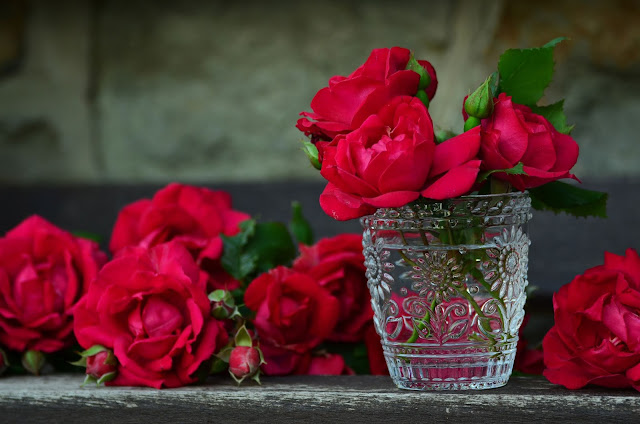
[361,192,532,390]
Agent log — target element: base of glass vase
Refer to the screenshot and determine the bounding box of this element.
[383,341,517,391]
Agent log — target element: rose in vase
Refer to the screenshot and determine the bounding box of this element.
[297,46,437,142]
[319,96,481,220]
[478,93,579,189]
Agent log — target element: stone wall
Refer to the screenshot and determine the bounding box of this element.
[0,0,639,183]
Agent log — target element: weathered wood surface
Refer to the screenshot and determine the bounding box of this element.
[0,374,638,423]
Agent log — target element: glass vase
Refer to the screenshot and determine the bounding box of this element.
[361,192,532,390]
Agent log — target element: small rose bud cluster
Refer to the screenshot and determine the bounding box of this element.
[71,345,118,385]
[216,325,265,385]
[209,289,241,320]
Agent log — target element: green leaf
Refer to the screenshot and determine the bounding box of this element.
[215,346,233,363]
[208,289,234,305]
[72,231,103,243]
[96,371,117,385]
[529,181,608,218]
[79,345,108,358]
[301,139,321,170]
[246,222,296,273]
[476,163,526,183]
[488,71,499,97]
[289,201,314,246]
[544,37,567,49]
[221,219,258,281]
[234,325,253,348]
[405,53,431,90]
[222,218,296,281]
[530,100,574,134]
[81,374,97,387]
[210,357,228,374]
[498,37,566,106]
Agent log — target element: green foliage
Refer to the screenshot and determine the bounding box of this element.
[221,219,297,283]
[301,139,321,170]
[530,100,574,135]
[290,201,314,246]
[529,181,608,218]
[221,220,259,282]
[72,231,103,243]
[497,37,566,106]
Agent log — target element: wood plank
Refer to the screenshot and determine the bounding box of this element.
[0,374,638,423]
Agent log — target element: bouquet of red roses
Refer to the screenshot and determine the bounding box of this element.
[297,41,606,220]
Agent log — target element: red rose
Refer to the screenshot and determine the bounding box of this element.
[0,216,106,353]
[86,350,118,381]
[480,93,579,190]
[109,183,250,291]
[305,352,354,376]
[513,316,544,375]
[293,234,371,342]
[74,242,228,388]
[297,47,437,141]
[228,346,261,381]
[543,248,640,390]
[319,96,481,220]
[244,266,339,375]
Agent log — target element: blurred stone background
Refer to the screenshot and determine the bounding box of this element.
[0,0,639,183]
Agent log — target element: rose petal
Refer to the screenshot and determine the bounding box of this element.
[421,160,481,199]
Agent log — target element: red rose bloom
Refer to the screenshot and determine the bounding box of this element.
[513,316,544,375]
[86,350,117,381]
[480,93,579,189]
[293,234,371,342]
[543,248,640,390]
[0,215,106,353]
[304,352,354,375]
[74,242,228,388]
[297,46,437,141]
[319,96,481,220]
[109,183,250,291]
[244,266,339,375]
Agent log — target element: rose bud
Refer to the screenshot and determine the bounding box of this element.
[229,346,262,383]
[86,350,117,384]
[0,348,8,376]
[209,289,241,320]
[21,350,45,376]
[226,325,265,384]
[464,76,494,119]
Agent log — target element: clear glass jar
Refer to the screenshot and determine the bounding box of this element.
[361,192,532,390]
